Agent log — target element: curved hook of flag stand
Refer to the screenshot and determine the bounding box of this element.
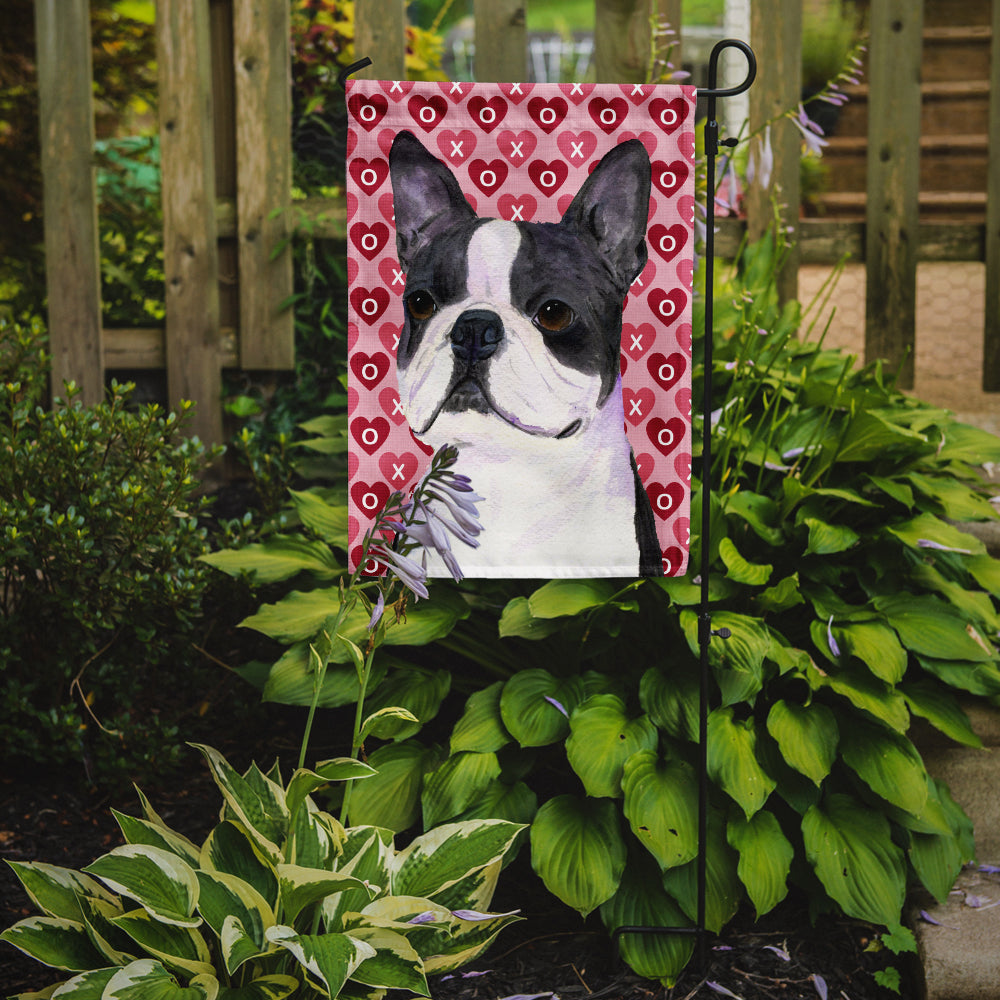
[612,39,756,973]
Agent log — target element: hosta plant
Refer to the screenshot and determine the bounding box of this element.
[1,744,523,999]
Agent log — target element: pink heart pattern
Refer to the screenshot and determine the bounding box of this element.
[346,78,696,575]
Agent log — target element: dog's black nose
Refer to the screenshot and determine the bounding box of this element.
[451,309,503,364]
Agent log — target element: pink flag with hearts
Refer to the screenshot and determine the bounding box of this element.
[346,78,695,579]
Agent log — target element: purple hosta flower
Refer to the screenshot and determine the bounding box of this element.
[370,543,429,600]
[979,864,1000,874]
[451,908,521,921]
[812,974,828,1000]
[407,911,438,925]
[707,983,742,999]
[367,590,385,631]
[544,695,569,718]
[747,125,774,191]
[791,104,828,157]
[917,538,973,555]
[763,944,791,962]
[827,616,842,658]
[714,156,741,215]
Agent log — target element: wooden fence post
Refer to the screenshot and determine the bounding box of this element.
[594,0,654,84]
[354,0,406,80]
[233,0,294,370]
[746,0,801,306]
[474,0,526,82]
[34,0,104,405]
[157,0,223,445]
[864,0,923,389]
[983,0,1000,390]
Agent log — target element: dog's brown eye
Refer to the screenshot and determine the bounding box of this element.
[534,300,574,333]
[407,290,436,321]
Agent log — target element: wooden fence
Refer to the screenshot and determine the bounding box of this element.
[33,0,1000,445]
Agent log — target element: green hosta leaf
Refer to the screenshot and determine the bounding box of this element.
[565,695,658,798]
[839,718,929,816]
[803,517,859,556]
[360,706,421,742]
[499,670,584,747]
[421,751,502,828]
[835,410,927,463]
[718,537,772,586]
[277,865,374,925]
[707,708,776,818]
[347,740,441,832]
[112,812,201,868]
[5,862,118,923]
[0,916,107,971]
[916,655,1000,697]
[661,810,741,933]
[195,871,273,973]
[346,926,428,994]
[911,562,1000,633]
[527,579,617,618]
[833,621,907,684]
[807,660,909,732]
[362,667,451,740]
[103,959,218,1000]
[83,846,200,928]
[936,421,1000,464]
[265,926,375,997]
[111,909,214,978]
[875,594,995,662]
[886,512,985,556]
[906,473,998,522]
[599,853,694,987]
[866,474,914,509]
[765,701,838,786]
[288,489,349,546]
[727,811,793,917]
[909,819,966,905]
[724,490,784,545]
[453,779,538,827]
[285,759,376,822]
[200,822,278,910]
[216,975,299,1000]
[681,610,770,706]
[621,751,698,871]
[261,643,387,709]
[450,682,511,754]
[530,795,626,917]
[967,553,1000,597]
[901,680,982,748]
[802,793,906,926]
[200,535,341,584]
[756,573,804,614]
[497,597,565,639]
[639,664,699,742]
[393,820,524,900]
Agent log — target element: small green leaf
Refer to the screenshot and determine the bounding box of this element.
[110,909,214,978]
[803,517,859,556]
[718,537,772,585]
[276,865,373,925]
[639,664,699,742]
[4,862,117,923]
[707,708,776,818]
[362,667,451,740]
[727,811,793,917]
[875,594,995,662]
[901,680,982,748]
[765,700,838,786]
[288,489,349,546]
[346,926,429,994]
[886,512,985,556]
[497,597,565,639]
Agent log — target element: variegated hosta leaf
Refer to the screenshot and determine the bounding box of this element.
[285,760,376,823]
[565,695,658,799]
[421,751,501,829]
[112,810,201,868]
[102,958,218,999]
[214,974,299,999]
[621,751,699,871]
[425,859,501,916]
[77,894,136,966]
[727,810,793,918]
[200,822,278,910]
[450,681,511,754]
[391,820,524,901]
[111,908,214,978]
[288,802,344,870]
[706,707,776,818]
[83,846,200,928]
[276,864,375,925]
[4,861,117,922]
[323,829,393,931]
[345,926,429,995]
[0,916,107,972]
[47,966,118,997]
[265,926,375,998]
[529,795,626,917]
[802,793,906,926]
[195,871,274,973]
[422,907,522,975]
[765,700,838,786]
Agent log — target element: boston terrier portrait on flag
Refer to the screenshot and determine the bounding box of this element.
[346,80,695,579]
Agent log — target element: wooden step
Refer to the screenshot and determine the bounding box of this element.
[832,80,991,137]
[922,25,993,83]
[813,190,987,222]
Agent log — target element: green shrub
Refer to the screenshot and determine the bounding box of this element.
[0,317,220,783]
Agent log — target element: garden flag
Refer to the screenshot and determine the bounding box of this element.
[346,79,696,579]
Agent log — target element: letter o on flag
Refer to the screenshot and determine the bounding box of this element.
[419,105,437,124]
[361,426,379,447]
[659,106,678,127]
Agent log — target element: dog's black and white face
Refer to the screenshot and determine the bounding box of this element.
[388,131,652,444]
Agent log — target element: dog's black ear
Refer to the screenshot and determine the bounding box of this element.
[560,139,651,291]
[389,130,477,269]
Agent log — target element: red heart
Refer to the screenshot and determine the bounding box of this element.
[661,546,685,575]
[646,417,686,457]
[407,94,448,131]
[350,416,390,456]
[559,82,593,105]
[677,323,693,352]
[647,351,687,391]
[352,544,387,577]
[348,451,359,479]
[437,129,477,163]
[674,516,690,546]
[380,386,407,424]
[378,322,401,356]
[527,95,568,134]
[528,159,568,195]
[350,351,390,390]
[349,221,390,261]
[379,80,414,100]
[379,450,419,486]
[621,83,650,106]
[676,387,692,417]
[674,452,692,482]
[469,95,508,133]
[347,92,387,131]
[651,159,690,198]
[623,387,655,426]
[648,224,688,264]
[351,479,391,516]
[377,128,396,158]
[620,353,628,375]
[556,130,597,165]
[379,257,405,294]
[350,286,391,325]
[347,131,358,158]
[348,322,359,351]
[349,157,389,195]
[646,481,685,520]
[497,193,537,222]
[468,158,508,196]
[649,96,689,135]
[622,322,656,360]
[588,96,628,134]
[500,81,533,103]
[378,192,395,224]
[648,288,687,328]
[439,80,468,103]
[634,451,654,482]
[497,128,537,165]
[347,256,358,285]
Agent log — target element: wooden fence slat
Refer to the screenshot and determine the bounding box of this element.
[34,0,103,405]
[233,0,294,369]
[864,0,923,390]
[473,0,526,82]
[983,0,1000,389]
[594,0,655,83]
[157,0,223,445]
[354,0,406,81]
[746,0,802,305]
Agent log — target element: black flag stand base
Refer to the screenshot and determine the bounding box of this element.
[612,38,756,974]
